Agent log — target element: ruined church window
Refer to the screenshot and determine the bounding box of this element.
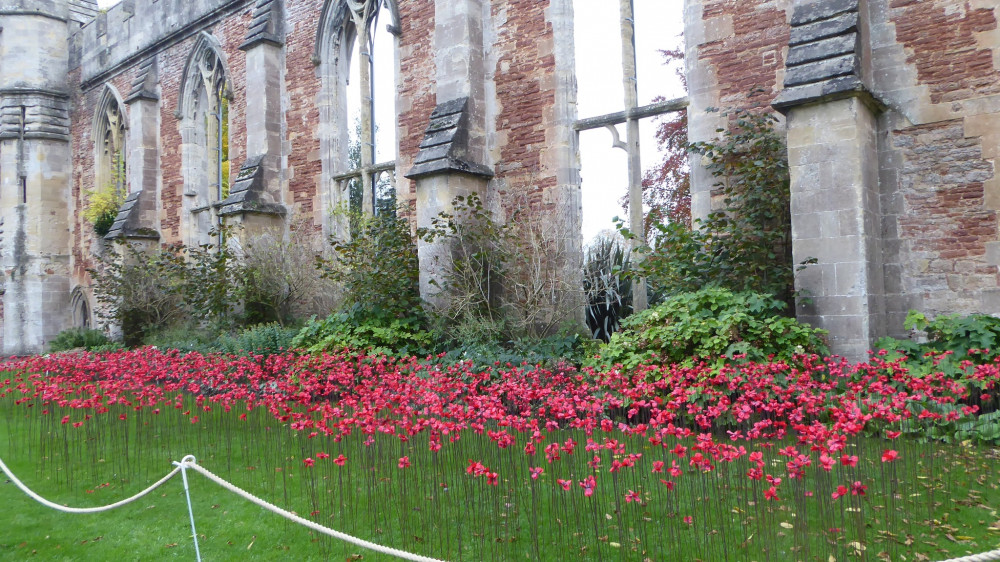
[179,35,232,247]
[89,86,128,236]
[317,0,400,230]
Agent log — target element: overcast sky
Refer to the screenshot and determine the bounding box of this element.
[94,0,685,243]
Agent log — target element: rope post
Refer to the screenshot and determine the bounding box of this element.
[174,455,202,562]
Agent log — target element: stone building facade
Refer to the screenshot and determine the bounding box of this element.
[686,0,1000,360]
[0,0,581,354]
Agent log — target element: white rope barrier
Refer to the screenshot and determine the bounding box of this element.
[4,452,996,562]
[941,550,1000,562]
[0,454,181,514]
[0,453,446,562]
[177,457,448,562]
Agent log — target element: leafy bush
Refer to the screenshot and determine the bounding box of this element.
[624,109,804,308]
[84,150,126,237]
[217,323,300,356]
[291,307,434,357]
[48,328,111,352]
[319,210,421,321]
[240,220,339,326]
[89,241,189,346]
[876,310,1000,364]
[438,331,590,369]
[593,287,828,370]
[141,325,219,354]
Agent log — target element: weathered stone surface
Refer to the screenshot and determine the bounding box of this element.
[784,54,859,87]
[789,12,858,46]
[790,0,859,27]
[787,33,857,66]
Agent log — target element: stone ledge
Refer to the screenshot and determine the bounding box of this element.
[790,12,858,46]
[784,53,858,87]
[790,0,859,27]
[405,97,494,180]
[774,77,886,114]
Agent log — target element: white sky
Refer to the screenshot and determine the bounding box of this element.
[95,0,686,243]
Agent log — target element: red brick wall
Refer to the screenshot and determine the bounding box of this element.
[698,0,789,110]
[890,1,1000,104]
[492,0,558,213]
[395,0,436,221]
[283,0,322,222]
[892,121,999,303]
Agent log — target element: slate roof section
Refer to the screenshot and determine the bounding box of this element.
[125,56,159,103]
[405,97,494,180]
[217,155,286,217]
[104,190,159,241]
[774,0,880,112]
[241,0,284,50]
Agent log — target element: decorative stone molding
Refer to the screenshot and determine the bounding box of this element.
[405,97,494,180]
[104,190,160,240]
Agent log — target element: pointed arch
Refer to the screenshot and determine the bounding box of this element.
[315,0,401,236]
[177,32,233,120]
[70,287,92,329]
[92,85,128,235]
[178,32,233,247]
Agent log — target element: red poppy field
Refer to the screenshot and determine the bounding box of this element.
[1,348,999,561]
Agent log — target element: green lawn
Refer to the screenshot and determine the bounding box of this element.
[2,397,999,561]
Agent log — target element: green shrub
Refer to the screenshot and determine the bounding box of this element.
[876,310,1000,364]
[623,109,807,308]
[48,328,111,352]
[141,325,218,354]
[593,287,828,370]
[291,307,434,357]
[319,211,422,321]
[217,323,299,356]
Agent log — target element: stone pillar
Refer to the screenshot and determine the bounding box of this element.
[784,97,884,360]
[774,0,886,361]
[219,0,286,237]
[407,0,494,310]
[0,5,75,354]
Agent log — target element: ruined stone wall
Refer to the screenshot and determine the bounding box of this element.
[45,0,581,349]
[871,0,1000,334]
[686,0,1000,349]
[685,0,793,217]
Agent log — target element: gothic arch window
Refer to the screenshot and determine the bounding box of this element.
[316,0,401,233]
[93,86,128,235]
[70,288,91,329]
[178,33,232,247]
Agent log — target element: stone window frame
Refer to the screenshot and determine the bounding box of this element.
[315,0,402,237]
[177,32,233,247]
[93,85,128,204]
[70,286,92,330]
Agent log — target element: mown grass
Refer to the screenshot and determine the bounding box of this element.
[1,393,999,561]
